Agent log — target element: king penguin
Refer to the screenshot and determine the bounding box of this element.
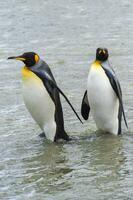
[81,48,128,135]
[8,52,82,142]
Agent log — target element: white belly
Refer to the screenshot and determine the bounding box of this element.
[87,66,119,135]
[22,76,56,141]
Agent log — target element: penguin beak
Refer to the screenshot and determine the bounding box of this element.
[8,56,26,61]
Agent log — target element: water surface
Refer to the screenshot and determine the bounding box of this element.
[0,0,133,199]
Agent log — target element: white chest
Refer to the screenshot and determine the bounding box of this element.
[87,66,115,103]
[87,63,119,134]
[21,68,56,141]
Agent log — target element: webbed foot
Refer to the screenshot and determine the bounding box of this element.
[39,132,46,138]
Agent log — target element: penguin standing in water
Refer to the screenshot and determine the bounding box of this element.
[81,48,128,135]
[8,52,82,142]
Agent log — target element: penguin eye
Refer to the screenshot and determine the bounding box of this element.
[35,54,39,63]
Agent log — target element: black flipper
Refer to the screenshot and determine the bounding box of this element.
[118,104,122,134]
[81,90,90,120]
[31,69,83,124]
[52,87,69,141]
[102,65,128,131]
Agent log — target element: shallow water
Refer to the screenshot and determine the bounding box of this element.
[0,0,133,199]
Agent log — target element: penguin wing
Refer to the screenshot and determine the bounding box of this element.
[31,69,83,124]
[102,65,128,128]
[37,60,57,83]
[81,90,90,120]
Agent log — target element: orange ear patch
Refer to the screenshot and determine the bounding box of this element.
[35,54,39,63]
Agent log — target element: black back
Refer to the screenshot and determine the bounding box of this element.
[101,62,128,134]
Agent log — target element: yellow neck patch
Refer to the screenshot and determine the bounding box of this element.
[22,66,31,78]
[22,66,39,82]
[91,60,101,69]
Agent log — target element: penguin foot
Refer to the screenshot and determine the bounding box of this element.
[39,132,46,138]
[54,131,70,142]
[62,132,70,141]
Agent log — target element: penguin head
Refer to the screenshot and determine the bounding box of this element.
[96,48,108,62]
[8,52,40,68]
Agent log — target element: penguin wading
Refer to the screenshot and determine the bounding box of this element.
[8,52,82,142]
[81,48,128,135]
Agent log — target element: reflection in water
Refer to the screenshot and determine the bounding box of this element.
[20,142,73,194]
[56,133,127,200]
[0,128,132,200]
[16,133,126,200]
[89,134,125,192]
